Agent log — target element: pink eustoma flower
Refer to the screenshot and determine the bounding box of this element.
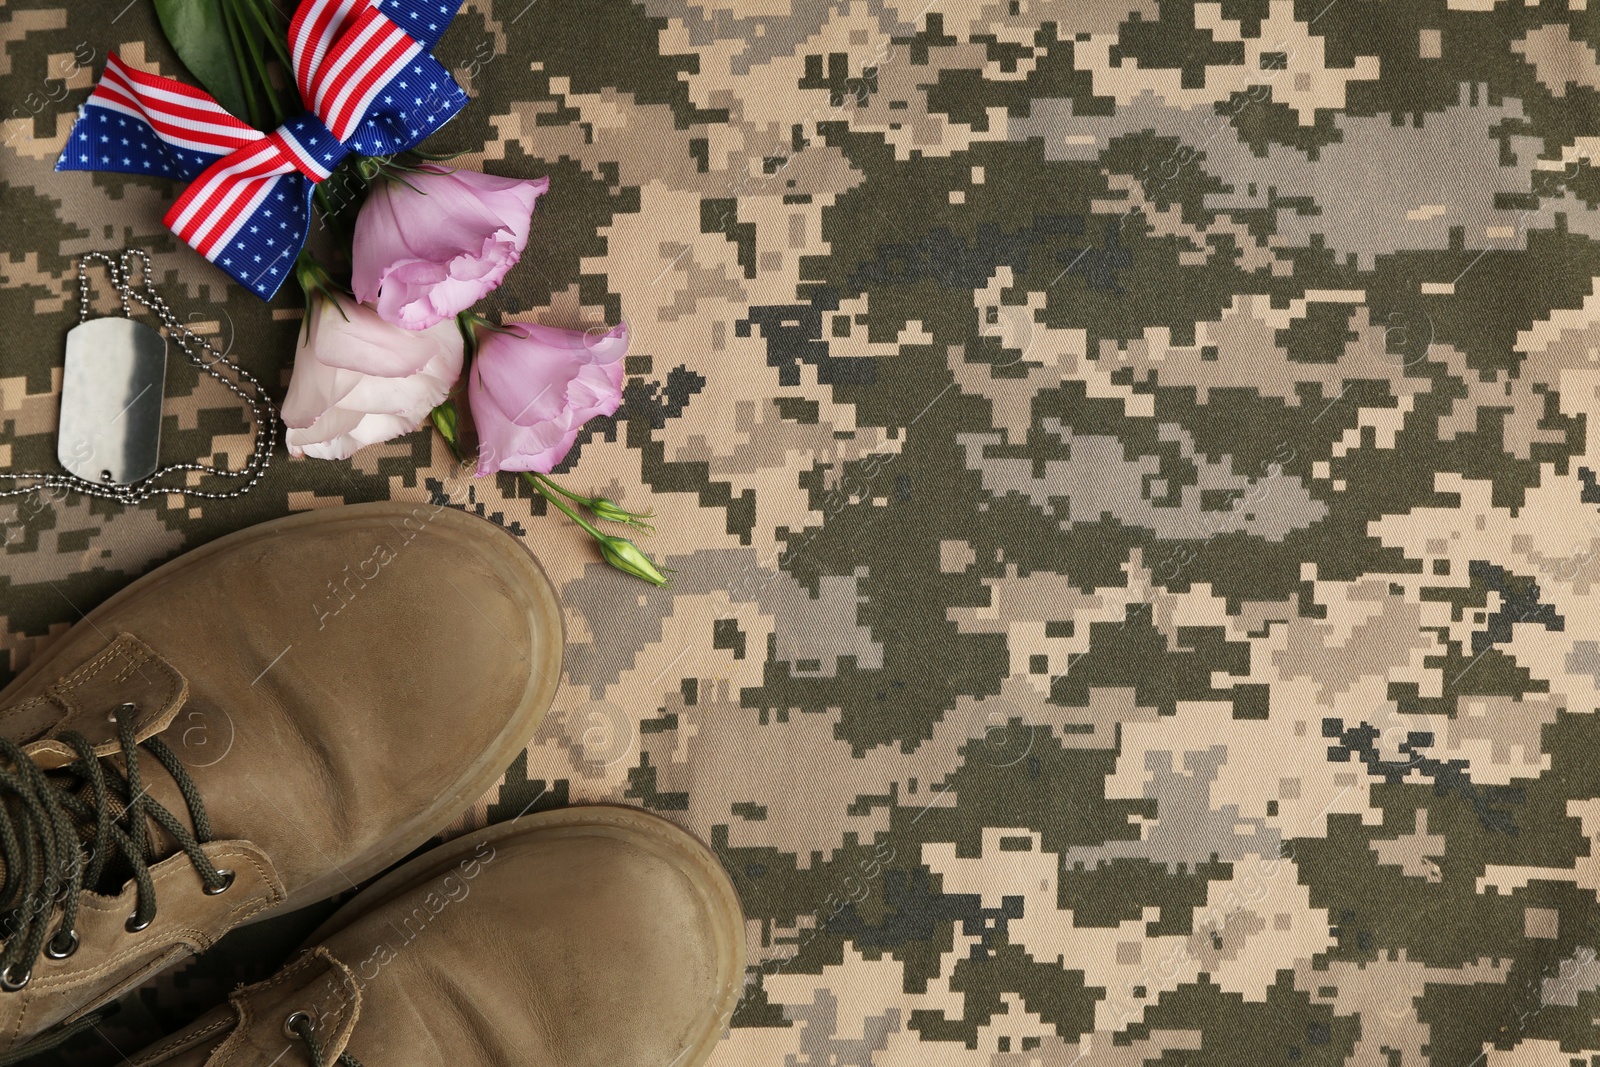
[353,166,549,331]
[469,321,630,476]
[282,293,464,460]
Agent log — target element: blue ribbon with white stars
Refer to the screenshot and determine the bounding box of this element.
[56,0,470,300]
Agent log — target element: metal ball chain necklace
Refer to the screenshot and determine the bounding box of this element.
[0,249,275,505]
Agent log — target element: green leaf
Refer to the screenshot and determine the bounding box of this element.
[153,0,251,121]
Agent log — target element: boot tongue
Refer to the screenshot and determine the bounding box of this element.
[0,633,195,899]
[57,779,166,897]
[19,632,190,768]
[0,754,194,904]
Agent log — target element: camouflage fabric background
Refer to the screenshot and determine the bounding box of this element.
[4,0,1600,1062]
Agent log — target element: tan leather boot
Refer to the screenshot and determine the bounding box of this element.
[122,806,746,1067]
[0,501,563,1059]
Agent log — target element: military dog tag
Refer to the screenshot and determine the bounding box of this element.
[58,317,167,485]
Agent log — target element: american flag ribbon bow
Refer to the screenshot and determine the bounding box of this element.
[55,0,470,299]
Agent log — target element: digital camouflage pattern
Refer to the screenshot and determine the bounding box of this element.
[4,0,1600,1063]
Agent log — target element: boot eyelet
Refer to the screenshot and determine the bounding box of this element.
[1,966,31,992]
[125,912,154,933]
[45,929,78,960]
[203,870,235,895]
[283,1011,313,1039]
[109,702,137,722]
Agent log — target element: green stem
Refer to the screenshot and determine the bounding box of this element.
[529,472,655,532]
[227,0,288,127]
[219,1,266,130]
[238,0,295,82]
[295,251,349,340]
[531,473,592,507]
[307,171,355,255]
[313,182,353,254]
[359,163,427,196]
[457,311,480,359]
[458,310,523,338]
[295,250,347,296]
[523,473,606,539]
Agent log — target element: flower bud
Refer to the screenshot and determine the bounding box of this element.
[430,400,459,448]
[598,536,669,586]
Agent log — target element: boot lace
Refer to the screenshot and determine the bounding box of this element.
[0,705,231,1025]
[289,1012,366,1067]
